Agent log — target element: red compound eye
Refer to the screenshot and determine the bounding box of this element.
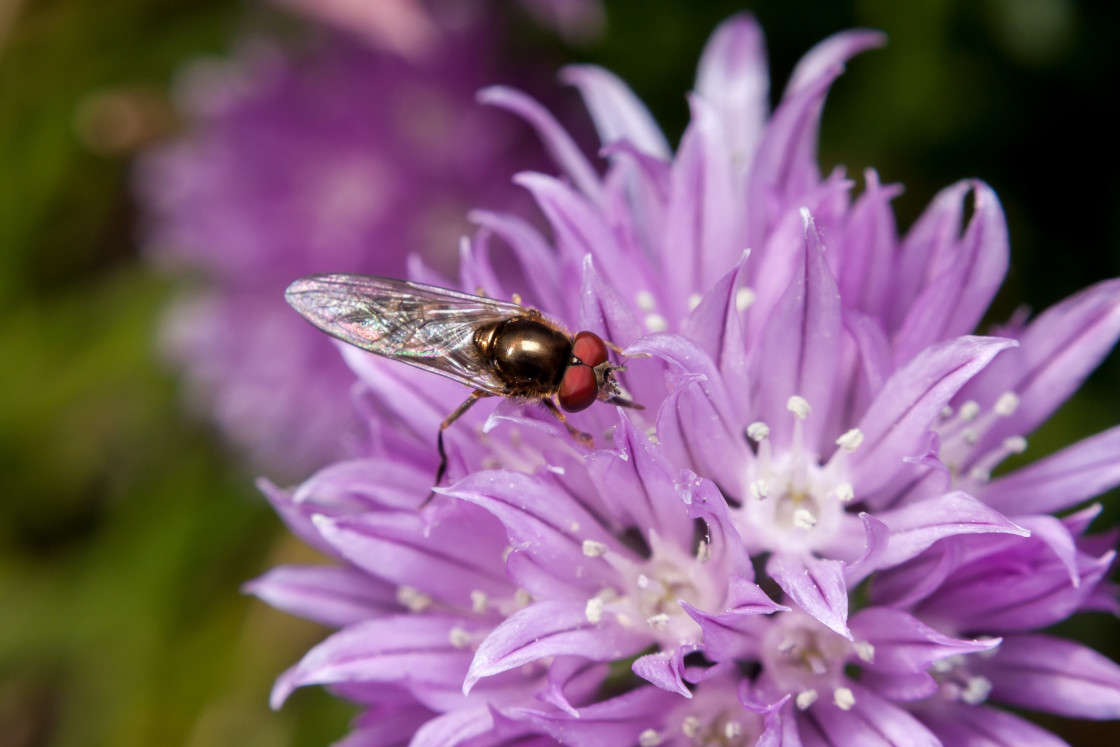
[558,331,609,413]
[571,331,608,367]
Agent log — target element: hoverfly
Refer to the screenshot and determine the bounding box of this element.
[285,274,638,493]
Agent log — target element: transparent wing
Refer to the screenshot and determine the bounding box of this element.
[285,274,528,394]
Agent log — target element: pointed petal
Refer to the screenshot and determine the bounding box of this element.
[464,600,649,693]
[768,553,851,639]
[751,210,843,453]
[843,335,1017,498]
[916,702,1069,747]
[785,30,887,98]
[836,170,901,320]
[586,410,692,549]
[469,210,565,313]
[893,182,1009,363]
[244,564,398,628]
[632,334,754,495]
[849,607,999,674]
[661,96,744,306]
[695,12,769,168]
[477,85,602,202]
[313,511,510,607]
[979,634,1120,719]
[578,254,645,350]
[984,424,1120,515]
[682,251,751,421]
[271,614,478,708]
[561,65,671,158]
[842,513,890,586]
[503,686,679,746]
[632,650,692,697]
[962,277,1120,460]
[441,469,618,597]
[873,490,1028,569]
[797,682,940,746]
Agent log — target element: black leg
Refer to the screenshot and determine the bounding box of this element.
[420,389,492,508]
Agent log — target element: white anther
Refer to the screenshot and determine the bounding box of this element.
[645,313,668,332]
[787,396,811,420]
[637,574,651,589]
[449,627,472,649]
[940,405,955,419]
[639,728,661,746]
[569,521,580,532]
[854,641,875,662]
[636,290,657,311]
[747,421,770,442]
[736,287,756,311]
[514,588,532,608]
[834,483,854,503]
[696,540,712,563]
[1003,436,1027,454]
[836,428,864,451]
[795,690,818,710]
[777,636,797,655]
[470,590,488,613]
[585,597,604,624]
[930,659,954,674]
[833,687,856,710]
[396,586,432,612]
[962,428,978,445]
[724,721,742,739]
[750,480,770,500]
[688,293,702,310]
[792,508,817,530]
[961,675,992,705]
[681,716,701,738]
[994,391,1020,417]
[968,467,991,483]
[646,613,670,629]
[959,401,981,421]
[583,539,609,557]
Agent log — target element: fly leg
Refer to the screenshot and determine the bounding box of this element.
[422,389,493,508]
[542,398,594,449]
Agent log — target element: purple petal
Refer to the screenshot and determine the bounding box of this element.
[464,600,649,693]
[244,564,399,628]
[961,277,1120,462]
[632,650,691,697]
[915,702,1068,747]
[440,469,619,597]
[872,490,1029,569]
[682,251,752,420]
[561,65,671,158]
[578,254,644,351]
[469,209,565,313]
[836,170,901,321]
[630,333,754,495]
[797,682,940,746]
[892,182,1009,363]
[586,410,693,549]
[842,513,890,586]
[410,706,495,747]
[502,686,679,746]
[660,96,744,309]
[978,634,1120,719]
[271,614,479,708]
[682,576,786,661]
[843,335,1016,499]
[313,510,510,608]
[768,553,851,639]
[983,424,1120,515]
[337,703,433,747]
[849,607,999,674]
[477,85,602,202]
[694,13,769,170]
[750,211,843,454]
[784,30,887,99]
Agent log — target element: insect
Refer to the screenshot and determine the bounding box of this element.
[285,274,638,494]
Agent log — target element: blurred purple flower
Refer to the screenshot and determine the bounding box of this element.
[249,13,1120,745]
[137,22,549,474]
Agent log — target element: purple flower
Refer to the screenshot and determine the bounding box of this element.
[250,13,1120,745]
[136,23,548,474]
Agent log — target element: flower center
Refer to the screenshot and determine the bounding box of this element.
[760,611,866,710]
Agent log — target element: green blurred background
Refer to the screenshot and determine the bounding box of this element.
[1,0,1117,744]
